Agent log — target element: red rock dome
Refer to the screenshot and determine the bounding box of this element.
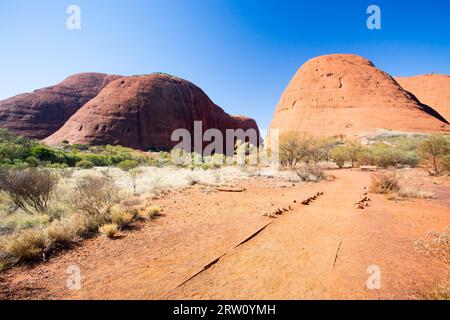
[269,54,449,139]
[45,74,260,151]
[0,73,121,139]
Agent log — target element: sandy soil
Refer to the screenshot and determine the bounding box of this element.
[0,169,449,300]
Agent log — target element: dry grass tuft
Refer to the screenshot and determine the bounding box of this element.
[296,164,326,182]
[421,281,450,300]
[147,206,162,220]
[398,187,435,199]
[111,208,135,229]
[99,224,118,238]
[0,229,47,262]
[414,227,449,263]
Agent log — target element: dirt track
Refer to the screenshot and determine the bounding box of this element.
[1,170,449,300]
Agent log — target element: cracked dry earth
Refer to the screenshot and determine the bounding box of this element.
[1,170,449,300]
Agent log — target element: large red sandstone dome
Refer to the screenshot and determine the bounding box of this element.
[396,74,450,123]
[269,54,449,139]
[0,73,121,139]
[45,74,260,151]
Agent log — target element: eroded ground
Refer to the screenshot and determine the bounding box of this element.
[0,169,449,300]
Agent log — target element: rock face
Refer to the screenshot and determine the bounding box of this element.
[269,54,449,139]
[396,74,450,123]
[0,73,121,139]
[45,74,260,151]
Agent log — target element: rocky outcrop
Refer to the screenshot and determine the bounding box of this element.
[396,74,450,123]
[45,74,260,151]
[0,73,121,139]
[268,54,449,139]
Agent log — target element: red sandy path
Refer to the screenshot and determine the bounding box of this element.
[1,170,449,300]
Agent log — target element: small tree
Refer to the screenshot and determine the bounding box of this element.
[279,132,313,167]
[418,135,449,174]
[330,147,348,168]
[129,168,143,194]
[0,168,60,214]
[346,141,364,168]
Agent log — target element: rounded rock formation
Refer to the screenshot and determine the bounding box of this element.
[0,73,121,139]
[396,74,450,123]
[269,54,449,139]
[45,74,260,151]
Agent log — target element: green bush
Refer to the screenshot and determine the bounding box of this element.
[357,149,376,166]
[117,160,139,171]
[81,154,110,167]
[418,135,450,174]
[76,160,94,169]
[31,145,64,163]
[403,151,420,167]
[372,144,402,168]
[25,156,39,167]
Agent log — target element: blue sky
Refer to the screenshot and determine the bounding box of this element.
[0,0,449,129]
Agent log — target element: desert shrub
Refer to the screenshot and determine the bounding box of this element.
[70,176,122,228]
[147,206,162,219]
[117,160,139,171]
[402,151,420,167]
[418,135,450,174]
[99,223,118,238]
[0,168,60,214]
[76,160,94,169]
[372,144,402,168]
[356,149,376,166]
[296,164,325,182]
[369,172,400,194]
[0,229,47,262]
[330,147,348,168]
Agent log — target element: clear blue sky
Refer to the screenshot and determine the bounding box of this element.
[0,0,449,130]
